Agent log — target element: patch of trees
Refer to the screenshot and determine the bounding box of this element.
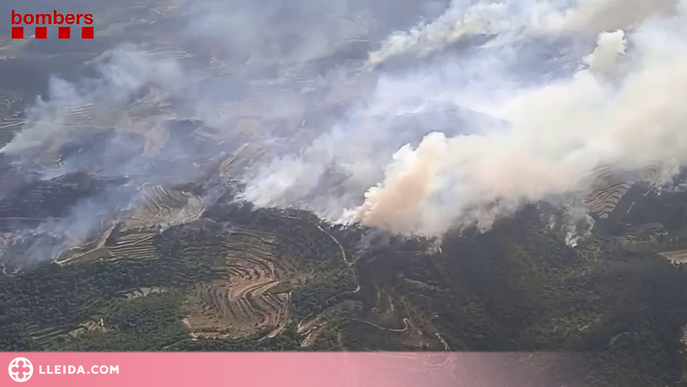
[291,272,358,319]
[0,237,226,351]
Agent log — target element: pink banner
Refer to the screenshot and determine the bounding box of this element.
[0,352,580,387]
[3,352,580,386]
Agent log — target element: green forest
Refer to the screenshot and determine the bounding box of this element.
[2,192,687,386]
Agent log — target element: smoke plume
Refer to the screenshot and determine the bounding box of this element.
[3,0,687,266]
[242,0,687,237]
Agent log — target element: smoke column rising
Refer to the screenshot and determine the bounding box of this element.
[243,0,687,237]
[2,0,686,255]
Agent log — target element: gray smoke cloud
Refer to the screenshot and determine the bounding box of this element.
[3,0,687,267]
[241,0,687,237]
[0,0,437,266]
[3,44,186,156]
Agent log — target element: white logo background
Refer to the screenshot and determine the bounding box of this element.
[8,357,33,383]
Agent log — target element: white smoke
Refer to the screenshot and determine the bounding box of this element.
[242,0,687,237]
[365,1,515,66]
[3,0,686,246]
[365,0,677,67]
[543,0,676,35]
[1,45,186,155]
[584,30,626,78]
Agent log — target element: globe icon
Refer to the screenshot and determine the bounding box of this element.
[8,357,33,383]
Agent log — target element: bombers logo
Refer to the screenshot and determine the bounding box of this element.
[8,357,33,383]
[10,10,95,40]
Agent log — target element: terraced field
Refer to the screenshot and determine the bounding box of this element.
[52,184,206,266]
[6,179,359,345]
[180,205,360,342]
[661,249,687,265]
[582,163,666,218]
[57,104,97,127]
[184,228,295,339]
[218,143,267,185]
[123,185,205,229]
[107,230,160,261]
